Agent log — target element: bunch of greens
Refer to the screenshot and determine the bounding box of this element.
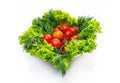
[18,9,102,76]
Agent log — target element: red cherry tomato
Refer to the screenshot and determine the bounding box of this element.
[69,27,78,35]
[53,31,64,40]
[70,35,79,40]
[50,38,62,49]
[64,31,72,39]
[61,24,69,32]
[42,34,52,43]
[53,27,61,32]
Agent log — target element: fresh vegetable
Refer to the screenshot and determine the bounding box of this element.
[18,9,102,76]
[69,27,78,35]
[61,24,69,32]
[50,38,62,48]
[64,31,72,39]
[54,27,61,32]
[53,31,64,40]
[42,34,53,43]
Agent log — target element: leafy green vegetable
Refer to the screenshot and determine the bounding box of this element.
[18,9,102,76]
[78,18,102,40]
[77,16,93,33]
[53,55,70,76]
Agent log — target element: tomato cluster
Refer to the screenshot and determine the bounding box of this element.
[42,24,79,53]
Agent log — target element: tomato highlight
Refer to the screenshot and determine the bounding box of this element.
[42,34,53,43]
[53,31,64,40]
[50,38,62,49]
[69,27,78,35]
[61,24,69,32]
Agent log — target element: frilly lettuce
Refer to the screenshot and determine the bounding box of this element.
[18,9,102,76]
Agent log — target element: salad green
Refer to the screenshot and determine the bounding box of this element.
[18,9,102,76]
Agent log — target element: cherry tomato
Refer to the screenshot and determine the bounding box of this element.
[53,27,61,32]
[61,24,69,32]
[50,38,62,49]
[70,35,79,40]
[53,31,64,40]
[64,31,72,39]
[42,34,52,43]
[69,27,78,35]
[62,47,66,53]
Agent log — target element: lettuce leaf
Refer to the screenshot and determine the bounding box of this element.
[18,9,102,76]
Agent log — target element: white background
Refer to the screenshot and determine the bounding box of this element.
[0,0,120,83]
